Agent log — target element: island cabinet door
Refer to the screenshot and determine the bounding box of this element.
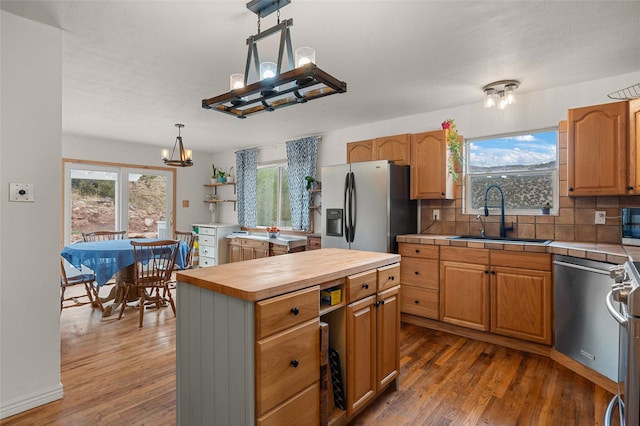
[376,285,400,391]
[346,294,377,417]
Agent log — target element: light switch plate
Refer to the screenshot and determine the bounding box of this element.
[9,183,34,202]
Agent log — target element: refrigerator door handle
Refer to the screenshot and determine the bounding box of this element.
[350,171,356,243]
[343,172,351,243]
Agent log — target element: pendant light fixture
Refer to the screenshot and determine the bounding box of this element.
[202,0,347,119]
[162,124,193,167]
[483,80,520,110]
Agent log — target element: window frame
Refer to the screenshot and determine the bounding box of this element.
[462,128,559,216]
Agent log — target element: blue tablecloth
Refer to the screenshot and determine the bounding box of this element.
[61,239,189,285]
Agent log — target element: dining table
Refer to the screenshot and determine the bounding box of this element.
[61,238,189,317]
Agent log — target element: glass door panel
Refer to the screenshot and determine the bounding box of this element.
[125,169,171,239]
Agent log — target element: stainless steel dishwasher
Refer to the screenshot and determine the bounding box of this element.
[554,255,620,381]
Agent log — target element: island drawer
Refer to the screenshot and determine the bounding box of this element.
[401,285,438,319]
[346,270,377,303]
[255,319,320,416]
[400,258,438,289]
[257,383,319,426]
[255,286,319,340]
[378,263,400,291]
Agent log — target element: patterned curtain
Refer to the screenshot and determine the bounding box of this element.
[236,148,258,228]
[286,136,318,231]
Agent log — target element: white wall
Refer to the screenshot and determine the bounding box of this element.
[63,133,213,232]
[0,11,64,418]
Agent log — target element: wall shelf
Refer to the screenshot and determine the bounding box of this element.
[204,182,237,211]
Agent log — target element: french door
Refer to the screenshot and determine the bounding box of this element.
[63,161,175,244]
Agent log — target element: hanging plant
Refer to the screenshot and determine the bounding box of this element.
[442,119,463,181]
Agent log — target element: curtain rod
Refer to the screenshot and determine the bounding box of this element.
[234,135,322,154]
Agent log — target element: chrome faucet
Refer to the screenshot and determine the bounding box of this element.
[476,214,485,238]
[483,183,513,238]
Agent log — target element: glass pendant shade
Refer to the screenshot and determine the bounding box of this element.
[505,84,517,105]
[484,88,496,108]
[230,73,245,90]
[260,62,277,80]
[294,47,315,67]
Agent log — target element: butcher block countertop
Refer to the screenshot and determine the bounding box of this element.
[176,248,400,302]
[397,234,640,264]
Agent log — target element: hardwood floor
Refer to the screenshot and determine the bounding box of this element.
[4,287,618,425]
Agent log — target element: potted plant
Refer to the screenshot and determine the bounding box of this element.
[542,202,551,215]
[227,166,235,183]
[305,175,319,191]
[212,165,227,183]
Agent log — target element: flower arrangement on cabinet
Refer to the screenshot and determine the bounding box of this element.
[442,119,463,181]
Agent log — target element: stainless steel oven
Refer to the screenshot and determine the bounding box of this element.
[606,260,640,426]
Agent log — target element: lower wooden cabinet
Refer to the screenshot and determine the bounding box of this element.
[228,237,303,262]
[399,243,439,319]
[257,383,320,426]
[376,286,400,390]
[440,260,490,331]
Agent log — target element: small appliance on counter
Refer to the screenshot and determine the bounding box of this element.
[622,208,640,246]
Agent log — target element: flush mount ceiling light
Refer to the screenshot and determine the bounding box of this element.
[162,124,193,167]
[202,0,347,119]
[483,80,520,110]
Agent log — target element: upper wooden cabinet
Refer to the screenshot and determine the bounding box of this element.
[373,134,410,165]
[346,139,373,163]
[346,134,410,165]
[567,100,629,196]
[627,99,640,195]
[410,130,454,199]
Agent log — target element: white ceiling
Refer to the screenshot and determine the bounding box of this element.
[2,0,639,154]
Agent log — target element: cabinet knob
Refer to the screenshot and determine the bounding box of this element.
[290,359,299,368]
[415,249,420,254]
[441,192,445,196]
[414,271,419,275]
[414,300,419,304]
[491,270,496,275]
[389,275,395,281]
[484,270,489,274]
[628,186,634,190]
[569,187,574,192]
[363,283,369,289]
[291,307,299,315]
[379,299,385,305]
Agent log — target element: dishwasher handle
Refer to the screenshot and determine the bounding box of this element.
[553,260,611,276]
[606,290,628,326]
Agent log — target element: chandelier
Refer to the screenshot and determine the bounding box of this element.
[483,80,520,110]
[162,124,193,167]
[202,0,347,119]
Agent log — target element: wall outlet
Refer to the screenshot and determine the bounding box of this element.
[595,211,606,224]
[433,209,440,221]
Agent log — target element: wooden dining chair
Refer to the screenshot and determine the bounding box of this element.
[82,230,126,242]
[118,240,179,327]
[174,230,196,269]
[60,258,102,312]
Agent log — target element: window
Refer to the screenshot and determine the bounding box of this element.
[464,129,558,215]
[256,162,291,228]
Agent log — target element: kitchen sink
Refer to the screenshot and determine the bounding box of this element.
[448,235,552,245]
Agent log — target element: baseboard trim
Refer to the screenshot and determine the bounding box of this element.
[0,383,64,419]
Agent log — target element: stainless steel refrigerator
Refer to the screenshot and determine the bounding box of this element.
[321,160,417,253]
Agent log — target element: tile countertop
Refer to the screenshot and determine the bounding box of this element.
[226,232,307,249]
[396,234,640,265]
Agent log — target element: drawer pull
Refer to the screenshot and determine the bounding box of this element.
[363,283,369,290]
[291,307,299,316]
[290,359,299,368]
[389,275,395,281]
[414,271,419,275]
[414,300,419,304]
[415,249,420,254]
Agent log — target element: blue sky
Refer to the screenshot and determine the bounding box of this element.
[468,131,557,168]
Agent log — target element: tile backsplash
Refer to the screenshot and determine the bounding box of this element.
[419,122,640,244]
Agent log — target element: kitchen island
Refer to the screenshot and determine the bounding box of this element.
[175,248,401,425]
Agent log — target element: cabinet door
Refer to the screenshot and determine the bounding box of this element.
[346,140,373,163]
[228,241,242,263]
[440,261,490,331]
[373,134,410,165]
[627,99,640,194]
[567,101,628,196]
[376,286,399,391]
[346,294,376,417]
[490,266,552,344]
[410,130,453,199]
